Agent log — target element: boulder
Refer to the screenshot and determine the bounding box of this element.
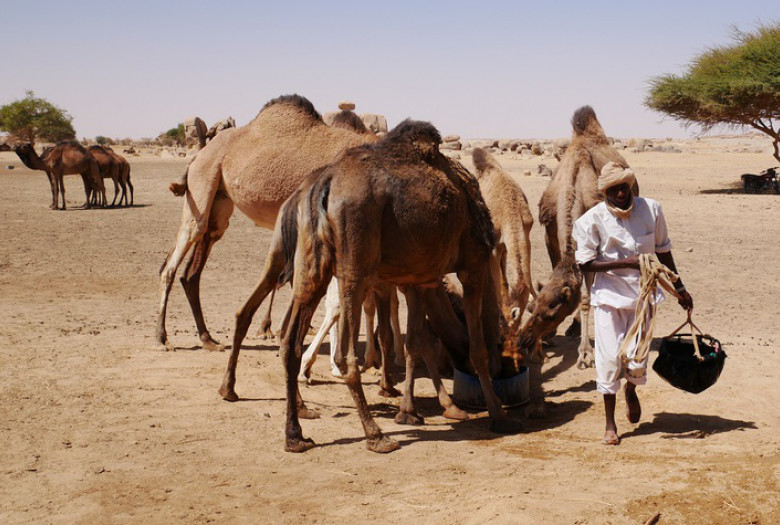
[338,101,356,111]
[360,113,388,134]
[442,134,461,143]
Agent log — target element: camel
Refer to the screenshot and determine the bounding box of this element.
[104,147,134,207]
[157,94,377,352]
[219,119,522,453]
[471,147,536,318]
[518,106,632,409]
[87,145,122,207]
[13,141,103,210]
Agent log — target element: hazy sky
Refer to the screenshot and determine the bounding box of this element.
[2,1,777,140]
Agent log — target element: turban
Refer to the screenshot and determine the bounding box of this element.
[598,162,635,192]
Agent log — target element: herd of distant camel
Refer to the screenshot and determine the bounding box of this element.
[4,141,133,210]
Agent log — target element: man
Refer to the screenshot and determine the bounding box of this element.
[572,162,694,445]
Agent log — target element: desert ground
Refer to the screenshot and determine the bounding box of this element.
[0,136,778,524]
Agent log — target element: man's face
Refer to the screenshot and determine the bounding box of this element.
[605,183,631,209]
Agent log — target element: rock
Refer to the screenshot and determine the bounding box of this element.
[360,113,388,134]
[440,141,462,151]
[443,151,461,160]
[6,165,14,170]
[537,164,553,177]
[442,134,461,143]
[531,142,543,155]
[338,101,356,111]
[523,169,532,176]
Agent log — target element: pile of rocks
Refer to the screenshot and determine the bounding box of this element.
[440,134,462,159]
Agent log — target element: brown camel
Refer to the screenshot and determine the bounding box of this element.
[471,147,536,318]
[104,147,134,206]
[518,106,632,413]
[219,119,521,453]
[87,145,122,207]
[13,141,103,210]
[157,94,377,352]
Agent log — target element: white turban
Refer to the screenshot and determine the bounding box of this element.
[598,162,635,192]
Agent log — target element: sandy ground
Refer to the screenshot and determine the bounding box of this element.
[0,137,778,524]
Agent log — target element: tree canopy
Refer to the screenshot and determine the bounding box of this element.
[0,91,76,145]
[645,23,780,162]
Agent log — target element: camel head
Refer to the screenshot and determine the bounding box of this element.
[571,105,629,178]
[518,256,582,359]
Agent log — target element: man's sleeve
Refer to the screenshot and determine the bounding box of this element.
[573,215,599,264]
[654,201,673,253]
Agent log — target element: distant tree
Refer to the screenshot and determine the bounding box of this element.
[159,123,185,146]
[95,135,114,146]
[646,23,780,163]
[0,90,76,145]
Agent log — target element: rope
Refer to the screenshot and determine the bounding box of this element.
[619,253,681,376]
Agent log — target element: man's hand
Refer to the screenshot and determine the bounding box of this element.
[677,289,693,311]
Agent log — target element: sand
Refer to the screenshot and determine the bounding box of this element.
[0,137,778,524]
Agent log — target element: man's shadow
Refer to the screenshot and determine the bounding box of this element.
[621,411,757,439]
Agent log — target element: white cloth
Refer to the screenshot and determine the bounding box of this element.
[594,305,649,394]
[572,197,672,310]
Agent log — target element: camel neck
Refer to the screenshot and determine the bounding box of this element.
[16,147,47,171]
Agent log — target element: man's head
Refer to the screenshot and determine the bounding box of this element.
[599,162,635,211]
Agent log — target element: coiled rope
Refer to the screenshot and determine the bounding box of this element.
[620,253,681,376]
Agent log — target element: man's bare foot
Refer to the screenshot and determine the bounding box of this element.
[624,384,641,424]
[602,429,620,445]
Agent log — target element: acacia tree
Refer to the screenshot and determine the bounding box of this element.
[0,91,76,145]
[646,23,780,163]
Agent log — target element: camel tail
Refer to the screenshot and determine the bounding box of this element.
[169,154,197,196]
[307,172,335,280]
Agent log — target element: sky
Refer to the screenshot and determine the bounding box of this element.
[1,1,777,140]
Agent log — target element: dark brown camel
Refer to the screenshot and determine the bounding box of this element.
[13,141,103,210]
[219,119,521,453]
[105,147,134,206]
[87,145,123,207]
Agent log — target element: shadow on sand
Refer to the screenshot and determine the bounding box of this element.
[621,411,757,439]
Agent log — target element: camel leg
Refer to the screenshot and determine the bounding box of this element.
[373,288,399,398]
[126,176,134,206]
[298,279,340,382]
[457,268,520,434]
[256,287,277,339]
[179,193,234,351]
[44,171,57,209]
[390,287,406,367]
[118,178,128,207]
[338,278,398,453]
[54,173,66,210]
[218,227,287,401]
[524,346,547,419]
[361,292,381,372]
[79,174,92,210]
[576,272,595,369]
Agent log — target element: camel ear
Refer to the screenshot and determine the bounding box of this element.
[561,286,572,301]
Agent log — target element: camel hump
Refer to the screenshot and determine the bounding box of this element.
[381,119,441,158]
[471,147,500,175]
[259,94,322,122]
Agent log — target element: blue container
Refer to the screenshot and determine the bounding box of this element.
[452,366,530,409]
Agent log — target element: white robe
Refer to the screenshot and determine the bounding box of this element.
[573,197,673,393]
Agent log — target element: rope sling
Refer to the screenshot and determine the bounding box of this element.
[619,253,682,377]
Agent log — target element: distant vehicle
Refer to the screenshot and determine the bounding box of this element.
[741,167,779,194]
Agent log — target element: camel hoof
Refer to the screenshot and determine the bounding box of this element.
[524,402,547,419]
[330,368,343,378]
[377,386,400,398]
[218,387,238,402]
[489,417,524,434]
[285,437,316,453]
[442,405,469,421]
[366,436,399,453]
[576,356,594,370]
[298,407,320,420]
[297,373,310,384]
[361,361,381,373]
[394,411,424,426]
[201,337,225,352]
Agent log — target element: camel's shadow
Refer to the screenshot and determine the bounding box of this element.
[314,395,593,449]
[621,411,757,439]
